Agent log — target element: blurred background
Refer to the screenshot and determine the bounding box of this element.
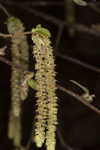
[0,0,100,150]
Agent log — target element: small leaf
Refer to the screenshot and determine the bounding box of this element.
[73,0,87,6]
[27,79,36,90]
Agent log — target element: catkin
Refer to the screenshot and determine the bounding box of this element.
[7,16,29,147]
[7,16,29,102]
[33,39,47,147]
[32,25,58,150]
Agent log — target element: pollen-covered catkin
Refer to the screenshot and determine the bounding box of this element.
[10,35,21,117]
[33,44,47,148]
[7,16,29,102]
[7,16,29,147]
[32,25,58,150]
[43,38,58,150]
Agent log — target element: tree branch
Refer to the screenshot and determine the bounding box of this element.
[0,56,32,74]
[0,31,31,38]
[57,84,100,115]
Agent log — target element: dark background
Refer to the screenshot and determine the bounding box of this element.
[0,0,100,150]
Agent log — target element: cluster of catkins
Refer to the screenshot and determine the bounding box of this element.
[32,25,58,150]
[6,18,58,150]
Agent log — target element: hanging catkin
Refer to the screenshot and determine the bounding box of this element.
[32,33,48,148]
[32,25,58,150]
[44,38,57,150]
[7,16,29,147]
[7,16,29,102]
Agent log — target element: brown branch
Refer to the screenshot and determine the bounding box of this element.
[57,127,73,150]
[0,3,10,17]
[0,33,12,38]
[0,31,31,38]
[0,56,32,74]
[88,2,100,14]
[1,1,64,7]
[55,52,100,74]
[57,84,100,115]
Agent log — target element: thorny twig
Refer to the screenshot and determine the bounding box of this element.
[11,1,64,7]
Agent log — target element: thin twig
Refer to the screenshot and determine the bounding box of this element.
[0,31,31,38]
[0,33,12,38]
[74,24,100,37]
[88,2,100,14]
[19,6,100,37]
[55,51,100,74]
[57,127,74,150]
[0,3,10,17]
[54,24,64,51]
[0,56,32,74]
[1,1,64,7]
[57,84,100,115]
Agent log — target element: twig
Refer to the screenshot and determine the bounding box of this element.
[25,133,32,150]
[0,3,10,17]
[74,24,100,37]
[1,1,64,7]
[55,51,100,74]
[88,2,100,14]
[0,56,32,74]
[57,127,74,150]
[54,24,64,51]
[57,84,100,115]
[0,31,31,38]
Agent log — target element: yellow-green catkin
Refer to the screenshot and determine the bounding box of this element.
[8,112,21,146]
[7,16,29,147]
[7,16,29,101]
[32,38,47,148]
[19,28,29,101]
[10,33,21,117]
[44,38,57,150]
[32,25,58,150]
